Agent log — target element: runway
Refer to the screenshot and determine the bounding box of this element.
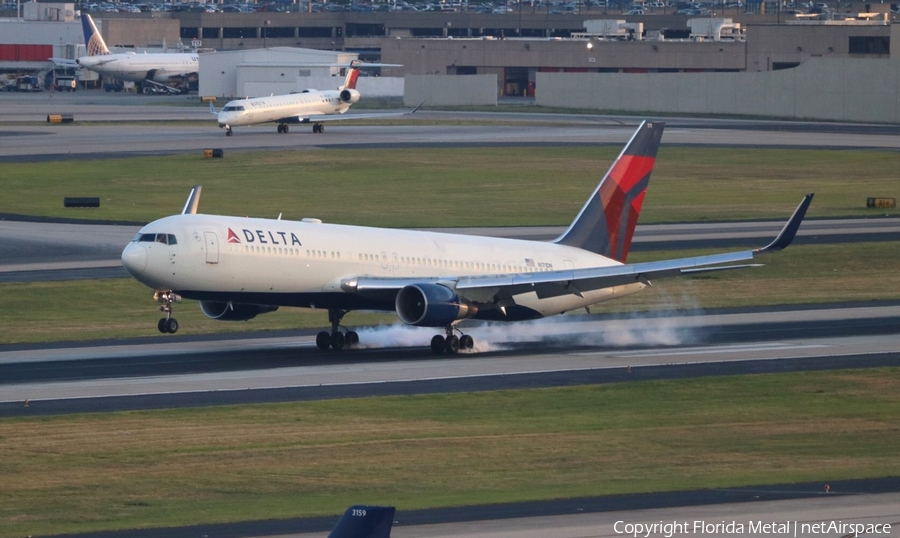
[2,303,899,413]
[3,91,900,538]
[4,91,900,163]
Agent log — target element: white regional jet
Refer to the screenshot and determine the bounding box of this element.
[121,121,814,353]
[75,14,198,93]
[211,60,416,136]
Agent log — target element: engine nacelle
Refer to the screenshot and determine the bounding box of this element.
[395,283,477,327]
[340,88,361,104]
[199,301,278,321]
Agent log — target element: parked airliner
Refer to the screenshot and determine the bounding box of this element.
[74,14,198,93]
[121,121,813,353]
[211,60,416,135]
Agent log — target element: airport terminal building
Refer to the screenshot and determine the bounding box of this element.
[1,7,897,121]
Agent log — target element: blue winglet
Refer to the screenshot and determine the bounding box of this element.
[755,193,814,254]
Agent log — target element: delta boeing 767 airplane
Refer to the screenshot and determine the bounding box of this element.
[121,122,813,353]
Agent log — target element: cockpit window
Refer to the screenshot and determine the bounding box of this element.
[223,105,245,112]
[133,233,177,245]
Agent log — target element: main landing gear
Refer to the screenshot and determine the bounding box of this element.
[312,123,325,134]
[154,290,182,334]
[277,124,290,133]
[316,309,359,351]
[430,326,474,354]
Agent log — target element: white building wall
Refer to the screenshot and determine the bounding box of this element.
[403,75,497,106]
[199,47,355,98]
[296,75,403,97]
[536,58,900,123]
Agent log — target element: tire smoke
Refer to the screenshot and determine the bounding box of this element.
[352,289,703,352]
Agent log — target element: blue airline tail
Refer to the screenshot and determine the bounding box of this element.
[327,505,395,538]
[81,14,110,56]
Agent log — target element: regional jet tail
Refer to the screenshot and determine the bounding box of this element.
[327,506,395,538]
[211,60,417,135]
[121,121,813,353]
[74,14,199,94]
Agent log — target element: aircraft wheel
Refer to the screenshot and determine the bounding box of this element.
[226,129,233,137]
[346,331,359,346]
[316,331,331,351]
[277,124,283,133]
[319,124,325,133]
[165,318,179,334]
[460,335,474,350]
[330,331,345,351]
[445,334,460,354]
[283,124,289,133]
[312,124,318,133]
[157,318,168,333]
[430,335,445,353]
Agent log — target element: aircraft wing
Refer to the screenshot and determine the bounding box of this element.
[343,194,814,302]
[281,107,421,125]
[49,57,79,68]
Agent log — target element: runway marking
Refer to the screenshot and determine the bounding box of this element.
[593,342,831,359]
[3,344,891,405]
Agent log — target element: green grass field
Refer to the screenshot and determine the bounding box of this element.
[2,146,897,225]
[1,368,898,537]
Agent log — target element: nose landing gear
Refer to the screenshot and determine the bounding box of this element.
[154,290,182,334]
[225,125,233,136]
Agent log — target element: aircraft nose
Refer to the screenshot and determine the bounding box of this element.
[121,243,147,275]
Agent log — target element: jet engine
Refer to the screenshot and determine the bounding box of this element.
[395,283,477,327]
[340,88,361,104]
[199,301,278,321]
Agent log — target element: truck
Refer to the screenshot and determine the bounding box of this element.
[15,76,42,92]
[55,76,77,91]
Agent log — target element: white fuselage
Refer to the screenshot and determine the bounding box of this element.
[217,90,349,127]
[76,52,198,83]
[121,214,645,320]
